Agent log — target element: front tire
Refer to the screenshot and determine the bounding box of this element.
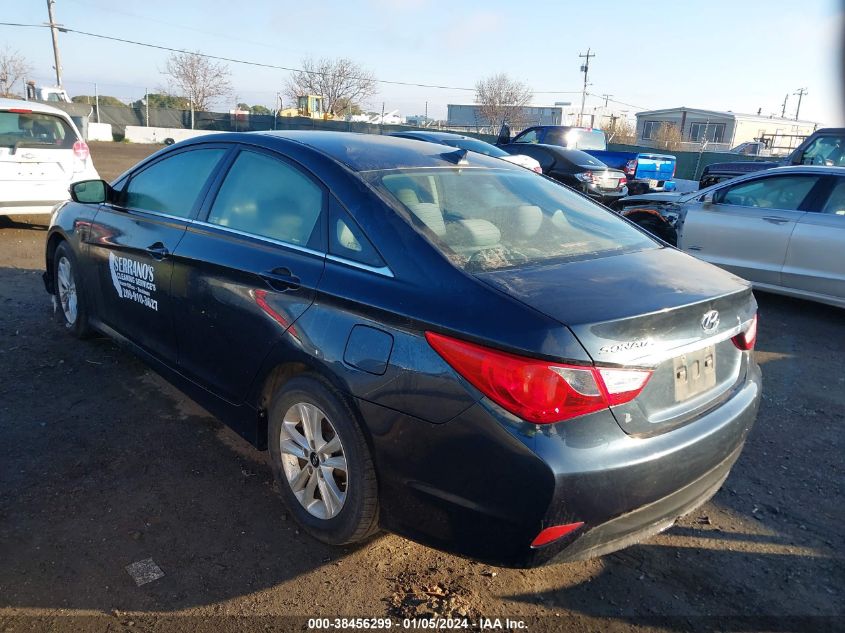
[268,375,379,545]
[53,242,92,339]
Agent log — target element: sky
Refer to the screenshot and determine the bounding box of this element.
[3,0,843,125]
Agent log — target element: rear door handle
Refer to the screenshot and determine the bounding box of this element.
[146,242,169,260]
[762,216,790,224]
[260,267,301,291]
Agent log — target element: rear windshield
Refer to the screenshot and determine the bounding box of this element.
[0,110,76,151]
[547,128,606,151]
[447,138,509,158]
[369,167,655,272]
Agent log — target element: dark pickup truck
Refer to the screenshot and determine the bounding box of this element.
[497,125,676,194]
[699,127,845,188]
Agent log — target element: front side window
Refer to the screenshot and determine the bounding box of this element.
[800,136,845,166]
[207,150,324,248]
[0,111,76,150]
[716,175,819,211]
[513,129,539,144]
[371,167,655,272]
[124,148,225,217]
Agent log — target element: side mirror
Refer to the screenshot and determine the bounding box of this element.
[70,179,109,204]
[496,123,511,146]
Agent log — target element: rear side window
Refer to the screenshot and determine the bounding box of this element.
[821,179,845,216]
[124,148,225,218]
[371,168,655,272]
[329,200,385,268]
[207,150,324,248]
[513,129,540,144]
[715,175,819,211]
[0,111,76,150]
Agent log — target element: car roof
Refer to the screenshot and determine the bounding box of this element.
[392,130,477,142]
[253,130,514,172]
[753,165,845,176]
[0,98,72,118]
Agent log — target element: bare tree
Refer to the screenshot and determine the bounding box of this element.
[474,73,533,132]
[286,57,376,117]
[163,51,232,112]
[0,47,32,98]
[653,122,683,150]
[601,118,636,145]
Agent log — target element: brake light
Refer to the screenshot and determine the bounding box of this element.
[531,522,584,548]
[575,171,595,184]
[624,159,637,176]
[8,108,33,114]
[425,332,652,424]
[618,178,627,188]
[72,140,90,161]
[732,314,758,351]
[532,165,543,174]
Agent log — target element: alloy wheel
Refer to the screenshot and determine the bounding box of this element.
[56,256,78,325]
[279,402,348,519]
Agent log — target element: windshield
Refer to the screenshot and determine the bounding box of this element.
[370,168,656,272]
[0,110,76,151]
[447,138,509,158]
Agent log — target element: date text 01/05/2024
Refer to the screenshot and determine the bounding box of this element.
[307,618,528,629]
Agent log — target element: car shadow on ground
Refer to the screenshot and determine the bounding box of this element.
[0,216,48,231]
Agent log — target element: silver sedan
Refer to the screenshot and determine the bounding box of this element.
[618,166,845,309]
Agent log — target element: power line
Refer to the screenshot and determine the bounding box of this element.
[0,21,589,96]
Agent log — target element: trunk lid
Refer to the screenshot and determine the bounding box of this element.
[475,247,756,436]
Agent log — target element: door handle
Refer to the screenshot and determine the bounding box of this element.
[260,267,301,291]
[762,216,790,224]
[145,242,169,260]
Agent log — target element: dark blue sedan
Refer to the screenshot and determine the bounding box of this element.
[43,131,761,567]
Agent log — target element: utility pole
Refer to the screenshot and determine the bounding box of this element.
[601,94,613,108]
[793,88,807,121]
[45,0,63,87]
[780,93,789,118]
[94,82,99,123]
[577,48,595,127]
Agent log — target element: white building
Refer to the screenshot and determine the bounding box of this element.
[634,107,820,154]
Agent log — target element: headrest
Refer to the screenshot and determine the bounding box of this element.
[408,202,446,236]
[445,219,501,253]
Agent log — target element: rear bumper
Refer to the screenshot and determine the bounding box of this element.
[361,359,761,567]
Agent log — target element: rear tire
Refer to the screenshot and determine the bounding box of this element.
[267,375,379,545]
[53,242,92,339]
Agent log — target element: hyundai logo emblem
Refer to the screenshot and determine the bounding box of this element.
[701,310,720,332]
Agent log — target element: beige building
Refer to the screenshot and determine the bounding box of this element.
[634,107,820,155]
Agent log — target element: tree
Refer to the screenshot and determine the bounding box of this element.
[653,122,683,150]
[474,73,533,132]
[132,93,191,110]
[163,51,232,112]
[0,47,31,98]
[334,97,362,116]
[286,57,376,117]
[249,104,271,115]
[72,95,127,107]
[601,117,636,145]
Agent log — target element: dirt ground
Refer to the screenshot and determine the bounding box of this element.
[0,142,842,633]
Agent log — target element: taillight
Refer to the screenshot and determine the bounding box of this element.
[72,140,90,161]
[671,162,677,179]
[425,332,652,424]
[575,171,595,184]
[532,165,543,174]
[732,314,758,351]
[624,159,637,176]
[618,178,627,189]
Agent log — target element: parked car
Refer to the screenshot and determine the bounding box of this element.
[44,131,761,567]
[499,144,627,203]
[0,98,98,216]
[618,165,845,308]
[700,128,845,189]
[389,130,542,173]
[497,124,676,194]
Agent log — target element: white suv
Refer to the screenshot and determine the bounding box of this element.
[0,98,99,216]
